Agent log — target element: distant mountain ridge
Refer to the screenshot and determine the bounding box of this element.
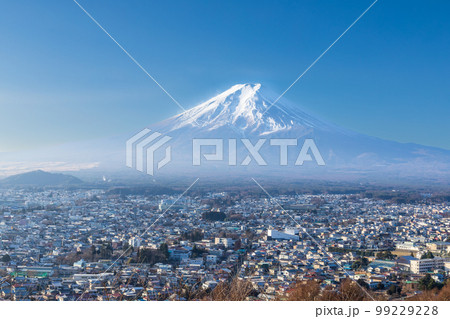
[0,170,83,186]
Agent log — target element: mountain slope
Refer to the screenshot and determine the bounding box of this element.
[0,170,84,186]
[146,83,450,176]
[157,83,335,134]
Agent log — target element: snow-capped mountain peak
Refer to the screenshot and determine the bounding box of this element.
[162,83,331,135]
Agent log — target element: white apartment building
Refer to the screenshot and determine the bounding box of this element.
[214,237,233,248]
[128,236,142,248]
[444,261,450,273]
[426,242,450,252]
[267,229,299,241]
[410,257,448,274]
[396,241,420,251]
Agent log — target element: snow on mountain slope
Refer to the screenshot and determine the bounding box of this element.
[152,83,341,136]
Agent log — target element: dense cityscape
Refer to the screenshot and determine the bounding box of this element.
[1,186,449,301]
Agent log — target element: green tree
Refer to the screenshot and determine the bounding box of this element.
[202,211,226,221]
[90,245,97,256]
[418,274,443,291]
[361,257,369,267]
[136,248,168,265]
[421,251,434,259]
[181,229,203,242]
[159,243,170,260]
[387,284,401,295]
[376,251,396,260]
[351,260,361,270]
[351,257,369,270]
[1,254,11,263]
[191,245,207,258]
[100,242,113,259]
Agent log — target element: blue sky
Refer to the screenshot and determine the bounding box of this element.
[0,0,449,151]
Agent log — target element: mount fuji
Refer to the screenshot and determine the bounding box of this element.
[2,83,450,183]
[136,83,450,181]
[152,83,335,135]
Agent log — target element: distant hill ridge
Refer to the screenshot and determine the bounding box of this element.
[0,170,83,186]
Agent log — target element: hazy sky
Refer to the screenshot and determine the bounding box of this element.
[0,0,449,151]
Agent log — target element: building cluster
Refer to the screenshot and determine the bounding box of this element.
[0,187,449,300]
